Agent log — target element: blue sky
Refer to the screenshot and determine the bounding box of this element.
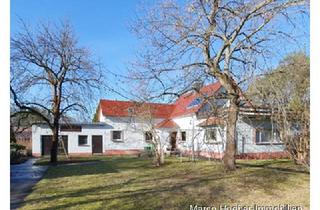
[11,0,310,118]
[11,0,142,101]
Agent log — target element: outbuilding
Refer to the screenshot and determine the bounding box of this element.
[32,123,111,157]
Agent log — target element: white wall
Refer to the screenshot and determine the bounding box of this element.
[173,114,225,154]
[173,114,198,152]
[32,110,286,156]
[103,116,165,151]
[32,124,109,155]
[236,117,285,154]
[172,113,285,155]
[32,125,41,155]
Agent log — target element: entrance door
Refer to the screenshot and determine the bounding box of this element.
[41,135,52,156]
[92,135,103,154]
[41,135,68,156]
[170,132,177,151]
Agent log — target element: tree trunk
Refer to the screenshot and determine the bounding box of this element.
[152,136,165,167]
[50,121,59,164]
[223,100,239,170]
[160,149,164,164]
[154,141,162,167]
[154,152,160,167]
[10,125,16,143]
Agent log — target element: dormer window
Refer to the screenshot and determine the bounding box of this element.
[187,98,202,109]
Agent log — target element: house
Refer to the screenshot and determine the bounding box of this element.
[32,82,288,159]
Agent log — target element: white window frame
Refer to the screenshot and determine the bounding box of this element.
[111,130,123,142]
[145,131,153,142]
[255,128,281,145]
[181,131,187,142]
[205,128,218,144]
[78,135,88,146]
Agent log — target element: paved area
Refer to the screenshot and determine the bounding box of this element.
[10,158,48,209]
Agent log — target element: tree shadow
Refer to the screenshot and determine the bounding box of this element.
[237,160,309,174]
[22,158,308,209]
[42,156,178,180]
[29,168,295,209]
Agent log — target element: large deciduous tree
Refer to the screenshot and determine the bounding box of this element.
[130,0,307,170]
[10,21,103,163]
[248,52,310,168]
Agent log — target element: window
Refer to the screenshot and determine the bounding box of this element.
[78,135,88,146]
[255,128,280,144]
[112,131,123,141]
[216,99,227,107]
[181,131,186,141]
[205,129,217,144]
[145,132,153,142]
[187,98,202,109]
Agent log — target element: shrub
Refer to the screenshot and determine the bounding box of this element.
[143,145,154,157]
[10,143,27,164]
[10,142,26,151]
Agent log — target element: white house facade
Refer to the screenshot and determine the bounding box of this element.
[32,82,288,159]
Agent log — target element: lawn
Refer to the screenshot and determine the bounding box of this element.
[21,156,309,210]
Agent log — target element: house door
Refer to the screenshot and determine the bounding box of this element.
[41,135,52,156]
[41,135,68,156]
[170,132,177,151]
[92,135,103,154]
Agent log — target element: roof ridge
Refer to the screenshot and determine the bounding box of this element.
[100,99,174,106]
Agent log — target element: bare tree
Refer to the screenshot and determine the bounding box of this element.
[128,102,168,166]
[10,21,103,163]
[10,106,42,143]
[130,0,307,170]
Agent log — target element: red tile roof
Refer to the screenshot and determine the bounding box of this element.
[99,82,222,119]
[170,82,222,117]
[99,100,175,118]
[155,119,179,129]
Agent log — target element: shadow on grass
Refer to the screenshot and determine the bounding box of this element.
[42,156,175,179]
[35,159,101,166]
[24,158,302,210]
[34,169,290,210]
[236,159,309,174]
[34,156,105,166]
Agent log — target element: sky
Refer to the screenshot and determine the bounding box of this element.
[11,0,142,100]
[11,0,310,118]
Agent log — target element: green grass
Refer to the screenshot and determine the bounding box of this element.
[21,157,309,210]
[34,156,107,166]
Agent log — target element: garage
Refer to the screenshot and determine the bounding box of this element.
[41,135,68,156]
[33,123,109,157]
